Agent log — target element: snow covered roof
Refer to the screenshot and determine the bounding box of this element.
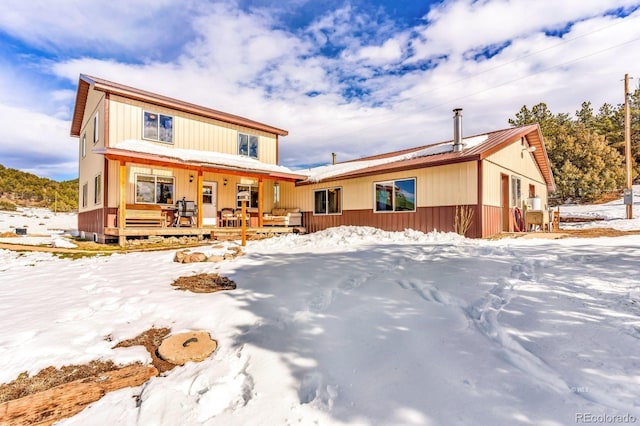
[301,141,460,183]
[95,140,306,181]
[95,125,553,191]
[300,134,489,183]
[298,125,554,192]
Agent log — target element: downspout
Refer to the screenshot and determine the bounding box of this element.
[103,93,110,232]
[477,160,483,238]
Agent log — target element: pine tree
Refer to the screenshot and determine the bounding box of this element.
[510,103,625,203]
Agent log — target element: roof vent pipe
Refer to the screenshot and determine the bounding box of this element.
[332,152,337,165]
[453,108,464,152]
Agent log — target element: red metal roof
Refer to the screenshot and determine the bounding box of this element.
[70,74,289,137]
[298,125,555,192]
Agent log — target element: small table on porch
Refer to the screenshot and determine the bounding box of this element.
[525,210,549,232]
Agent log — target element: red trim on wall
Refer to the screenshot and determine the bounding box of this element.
[477,160,483,235]
[481,205,502,237]
[302,206,482,238]
[78,208,109,237]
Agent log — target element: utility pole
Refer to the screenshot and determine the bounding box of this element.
[624,74,633,219]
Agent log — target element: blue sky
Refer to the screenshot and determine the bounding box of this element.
[0,0,639,181]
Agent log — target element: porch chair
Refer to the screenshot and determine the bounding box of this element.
[174,197,198,227]
[235,209,250,227]
[220,208,236,227]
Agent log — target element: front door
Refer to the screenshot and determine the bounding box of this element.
[501,174,510,232]
[202,181,218,226]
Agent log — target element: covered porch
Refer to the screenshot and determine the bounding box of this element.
[98,144,307,246]
[104,224,304,244]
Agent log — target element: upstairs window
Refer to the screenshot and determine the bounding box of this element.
[374,178,416,212]
[238,133,258,159]
[81,134,86,158]
[93,113,99,144]
[314,187,342,215]
[143,111,173,143]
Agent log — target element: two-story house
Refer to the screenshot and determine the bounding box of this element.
[70,74,305,245]
[71,75,555,244]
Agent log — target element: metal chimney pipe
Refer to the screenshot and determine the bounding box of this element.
[332,152,337,165]
[453,108,463,152]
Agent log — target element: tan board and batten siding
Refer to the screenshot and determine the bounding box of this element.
[106,162,279,212]
[483,140,548,207]
[78,87,105,214]
[108,95,278,163]
[292,162,478,211]
[104,93,280,210]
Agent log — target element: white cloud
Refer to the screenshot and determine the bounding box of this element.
[0,103,76,178]
[347,38,404,65]
[2,0,640,179]
[410,0,640,60]
[0,0,199,56]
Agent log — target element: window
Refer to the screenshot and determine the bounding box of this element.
[135,174,175,204]
[82,182,88,208]
[93,113,99,144]
[314,187,342,215]
[81,134,86,158]
[236,184,258,208]
[374,178,416,212]
[94,174,102,205]
[202,185,213,205]
[238,133,258,159]
[511,176,522,207]
[273,182,280,205]
[143,111,173,143]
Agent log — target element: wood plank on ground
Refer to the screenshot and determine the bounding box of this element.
[0,364,158,426]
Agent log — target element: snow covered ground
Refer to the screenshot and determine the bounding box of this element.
[560,185,640,231]
[0,207,77,247]
[0,196,639,425]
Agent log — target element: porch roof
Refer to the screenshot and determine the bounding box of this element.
[95,140,307,181]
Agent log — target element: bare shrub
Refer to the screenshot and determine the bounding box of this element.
[454,205,474,236]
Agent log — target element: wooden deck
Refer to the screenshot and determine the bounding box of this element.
[104,226,305,245]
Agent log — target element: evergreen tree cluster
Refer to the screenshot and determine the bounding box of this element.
[509,88,640,203]
[0,164,78,212]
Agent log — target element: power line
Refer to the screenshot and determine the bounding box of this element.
[420,35,640,113]
[309,30,640,142]
[400,14,635,102]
